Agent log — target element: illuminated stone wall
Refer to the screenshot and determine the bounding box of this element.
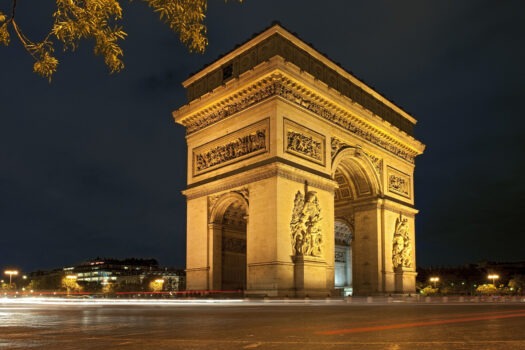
[174,24,425,296]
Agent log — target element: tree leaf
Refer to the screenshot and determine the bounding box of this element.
[0,23,9,46]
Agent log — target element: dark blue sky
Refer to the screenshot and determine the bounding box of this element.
[1,1,524,272]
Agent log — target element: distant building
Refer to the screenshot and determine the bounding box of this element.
[66,258,186,291]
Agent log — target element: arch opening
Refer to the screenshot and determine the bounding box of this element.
[212,195,248,291]
[334,219,353,291]
[221,200,247,290]
[332,153,380,296]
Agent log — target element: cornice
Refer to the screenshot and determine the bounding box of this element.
[175,71,424,164]
[181,24,417,128]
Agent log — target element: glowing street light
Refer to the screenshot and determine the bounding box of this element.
[429,277,439,288]
[4,270,18,286]
[488,274,499,287]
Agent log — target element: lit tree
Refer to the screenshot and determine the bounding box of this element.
[102,283,115,294]
[0,280,9,290]
[476,284,498,295]
[419,285,438,296]
[508,275,525,294]
[61,276,82,293]
[0,0,242,81]
[149,278,164,292]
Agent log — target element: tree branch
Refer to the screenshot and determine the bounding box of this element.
[11,0,17,21]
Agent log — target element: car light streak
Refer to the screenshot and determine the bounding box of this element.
[0,297,244,306]
[316,310,525,335]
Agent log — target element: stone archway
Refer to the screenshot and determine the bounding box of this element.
[220,201,247,290]
[209,192,249,291]
[332,147,383,295]
[175,24,425,296]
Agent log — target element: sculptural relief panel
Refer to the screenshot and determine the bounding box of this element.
[387,166,411,198]
[193,119,269,176]
[392,214,412,269]
[290,182,323,258]
[284,119,325,166]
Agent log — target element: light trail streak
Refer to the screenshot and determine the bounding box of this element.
[0,297,244,306]
[316,310,525,335]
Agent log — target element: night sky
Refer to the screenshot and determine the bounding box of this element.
[1,1,524,273]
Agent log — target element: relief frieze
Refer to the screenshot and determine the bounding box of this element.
[185,82,277,135]
[184,75,416,164]
[275,80,415,164]
[193,119,269,176]
[387,166,411,198]
[285,119,325,165]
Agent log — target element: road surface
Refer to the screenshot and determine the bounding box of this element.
[1,298,524,349]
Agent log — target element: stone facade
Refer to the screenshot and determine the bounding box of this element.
[173,24,425,296]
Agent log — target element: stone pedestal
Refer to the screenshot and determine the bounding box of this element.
[394,267,417,294]
[293,255,328,297]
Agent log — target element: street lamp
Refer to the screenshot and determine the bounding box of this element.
[429,277,439,288]
[488,274,499,287]
[4,270,18,286]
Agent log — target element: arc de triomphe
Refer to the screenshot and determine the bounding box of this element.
[173,24,425,297]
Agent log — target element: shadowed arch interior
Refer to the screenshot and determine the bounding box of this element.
[210,193,248,291]
[334,219,353,289]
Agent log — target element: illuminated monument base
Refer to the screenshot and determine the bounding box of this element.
[173,24,425,297]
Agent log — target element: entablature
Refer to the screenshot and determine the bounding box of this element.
[174,65,424,165]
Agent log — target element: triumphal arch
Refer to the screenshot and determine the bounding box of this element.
[173,24,425,296]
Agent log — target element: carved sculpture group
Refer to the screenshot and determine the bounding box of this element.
[388,173,409,197]
[290,182,323,257]
[287,130,322,162]
[195,130,266,172]
[392,214,412,269]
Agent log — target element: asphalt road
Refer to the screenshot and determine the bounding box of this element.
[1,298,525,349]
